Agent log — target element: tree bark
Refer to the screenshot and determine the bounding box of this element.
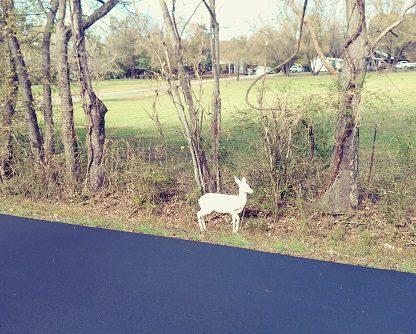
[41,0,60,157]
[3,0,44,165]
[0,46,17,181]
[70,0,109,192]
[321,0,369,214]
[207,0,221,192]
[55,0,118,184]
[56,0,80,183]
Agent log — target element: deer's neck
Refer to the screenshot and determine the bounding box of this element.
[238,190,248,205]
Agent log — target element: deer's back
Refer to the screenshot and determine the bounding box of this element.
[199,193,244,213]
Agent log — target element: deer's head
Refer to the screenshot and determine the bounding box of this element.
[234,176,253,194]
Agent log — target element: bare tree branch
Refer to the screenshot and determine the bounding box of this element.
[37,0,47,14]
[245,0,308,111]
[83,0,120,31]
[291,0,338,76]
[180,0,203,38]
[372,1,416,47]
[201,0,218,25]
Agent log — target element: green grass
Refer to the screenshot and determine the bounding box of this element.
[273,242,286,253]
[287,241,306,254]
[48,72,416,148]
[219,234,250,248]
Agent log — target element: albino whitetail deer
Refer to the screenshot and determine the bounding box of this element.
[197,177,253,233]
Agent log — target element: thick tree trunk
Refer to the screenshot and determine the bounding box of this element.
[41,0,60,157]
[208,0,221,192]
[56,0,80,183]
[70,0,107,192]
[321,0,368,214]
[3,0,45,165]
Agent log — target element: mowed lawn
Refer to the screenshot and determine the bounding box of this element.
[55,71,416,154]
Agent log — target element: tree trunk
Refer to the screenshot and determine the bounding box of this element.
[41,0,60,157]
[0,47,17,181]
[3,0,44,165]
[208,0,221,192]
[321,0,368,214]
[159,0,213,193]
[56,0,80,183]
[70,0,108,192]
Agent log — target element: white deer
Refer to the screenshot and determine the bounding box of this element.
[197,177,253,233]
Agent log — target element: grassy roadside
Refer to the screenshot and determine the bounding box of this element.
[1,194,415,274]
[10,71,415,274]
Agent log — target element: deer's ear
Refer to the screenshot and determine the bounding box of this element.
[241,177,246,183]
[234,176,240,184]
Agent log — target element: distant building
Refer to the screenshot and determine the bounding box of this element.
[368,50,395,70]
[311,51,399,74]
[310,57,344,74]
[254,66,273,76]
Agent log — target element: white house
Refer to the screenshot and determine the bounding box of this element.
[254,66,273,76]
[310,57,344,74]
[368,50,395,70]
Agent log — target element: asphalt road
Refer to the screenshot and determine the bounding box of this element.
[0,214,415,333]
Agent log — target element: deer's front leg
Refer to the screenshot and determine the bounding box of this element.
[231,212,239,233]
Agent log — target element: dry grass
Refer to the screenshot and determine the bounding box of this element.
[1,193,415,273]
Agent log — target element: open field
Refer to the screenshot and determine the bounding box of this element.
[66,71,416,144]
[64,71,416,182]
[2,71,415,273]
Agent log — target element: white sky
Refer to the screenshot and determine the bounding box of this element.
[137,0,281,40]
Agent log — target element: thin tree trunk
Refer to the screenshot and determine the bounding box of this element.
[208,0,221,192]
[159,0,213,193]
[321,0,368,214]
[56,0,80,183]
[70,0,108,192]
[0,47,17,181]
[3,0,44,165]
[41,0,60,157]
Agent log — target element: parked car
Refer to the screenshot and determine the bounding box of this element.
[395,61,416,70]
[289,64,303,73]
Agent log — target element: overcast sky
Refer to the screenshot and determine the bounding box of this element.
[137,0,281,40]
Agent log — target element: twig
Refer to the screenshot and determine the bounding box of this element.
[367,125,377,185]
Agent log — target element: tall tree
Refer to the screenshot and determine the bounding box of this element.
[321,0,416,213]
[158,0,213,193]
[56,0,119,185]
[321,0,368,213]
[56,0,80,182]
[3,0,45,165]
[203,0,221,191]
[39,0,60,157]
[0,39,17,180]
[69,0,119,192]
